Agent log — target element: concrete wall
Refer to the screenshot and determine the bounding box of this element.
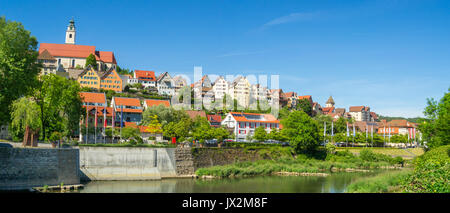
[0,147,80,190]
[79,147,176,181]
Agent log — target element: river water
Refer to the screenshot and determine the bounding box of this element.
[78,172,381,193]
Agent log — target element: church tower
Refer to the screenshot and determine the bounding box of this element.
[326,96,335,108]
[65,18,76,44]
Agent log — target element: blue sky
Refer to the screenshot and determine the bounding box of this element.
[1,0,449,117]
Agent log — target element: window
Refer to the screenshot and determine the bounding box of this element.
[69,34,72,38]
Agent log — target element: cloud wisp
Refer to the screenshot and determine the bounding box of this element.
[260,12,319,30]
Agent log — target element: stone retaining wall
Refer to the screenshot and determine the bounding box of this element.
[0,147,80,190]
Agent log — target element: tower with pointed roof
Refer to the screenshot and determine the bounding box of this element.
[65,18,76,44]
[325,96,335,108]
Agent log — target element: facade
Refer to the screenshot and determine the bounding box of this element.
[38,19,117,75]
[229,76,251,108]
[111,97,143,123]
[221,112,280,140]
[77,66,123,92]
[212,76,229,100]
[173,75,188,94]
[156,72,175,96]
[378,120,417,136]
[349,106,371,122]
[284,92,299,109]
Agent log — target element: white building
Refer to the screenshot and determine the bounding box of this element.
[229,76,251,108]
[38,19,117,75]
[212,76,229,100]
[349,106,371,122]
[156,72,175,96]
[221,112,280,140]
[131,70,157,88]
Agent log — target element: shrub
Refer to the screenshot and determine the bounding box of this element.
[402,145,450,193]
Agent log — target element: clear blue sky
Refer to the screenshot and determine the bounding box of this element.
[1,0,449,118]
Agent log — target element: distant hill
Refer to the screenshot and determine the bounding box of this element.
[377,114,423,123]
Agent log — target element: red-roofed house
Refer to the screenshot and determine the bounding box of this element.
[111,97,143,124]
[221,112,280,140]
[143,99,170,109]
[80,92,106,107]
[322,107,335,115]
[38,19,117,75]
[131,70,157,88]
[207,114,223,127]
[349,106,371,121]
[185,110,207,120]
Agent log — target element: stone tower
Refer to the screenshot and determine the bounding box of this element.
[326,96,335,108]
[65,18,76,44]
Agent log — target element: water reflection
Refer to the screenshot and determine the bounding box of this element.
[79,172,380,193]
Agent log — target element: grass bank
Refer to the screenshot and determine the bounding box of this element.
[347,169,413,193]
[335,147,424,158]
[196,148,405,178]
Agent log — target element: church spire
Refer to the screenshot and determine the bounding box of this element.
[65,18,76,44]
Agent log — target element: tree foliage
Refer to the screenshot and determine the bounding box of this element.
[85,53,97,70]
[9,97,41,141]
[296,98,313,116]
[35,74,83,140]
[0,17,40,124]
[281,110,320,152]
[253,126,267,142]
[419,89,450,148]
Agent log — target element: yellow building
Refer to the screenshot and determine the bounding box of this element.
[78,65,122,92]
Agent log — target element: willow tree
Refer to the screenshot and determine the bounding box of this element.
[9,97,41,141]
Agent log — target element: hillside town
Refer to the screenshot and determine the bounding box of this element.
[1,0,449,196]
[0,19,419,145]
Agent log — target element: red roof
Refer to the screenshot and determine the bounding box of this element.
[186,110,207,120]
[113,97,142,107]
[95,51,116,64]
[207,114,222,123]
[145,99,170,107]
[134,70,156,81]
[80,92,106,104]
[349,106,365,112]
[39,43,116,64]
[322,107,335,114]
[229,112,279,124]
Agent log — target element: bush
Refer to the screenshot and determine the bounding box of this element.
[402,145,450,193]
[325,143,336,154]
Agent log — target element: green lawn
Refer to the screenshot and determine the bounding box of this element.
[336,147,425,159]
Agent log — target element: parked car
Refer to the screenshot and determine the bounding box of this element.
[0,143,13,148]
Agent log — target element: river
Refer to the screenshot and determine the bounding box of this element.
[78,172,381,193]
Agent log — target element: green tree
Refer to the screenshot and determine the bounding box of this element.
[0,17,40,124]
[297,98,313,116]
[35,74,83,140]
[9,97,41,141]
[212,127,231,143]
[163,117,192,142]
[253,126,267,142]
[145,114,163,134]
[142,105,189,127]
[191,116,214,143]
[334,117,348,134]
[85,53,97,70]
[281,110,320,152]
[419,89,450,148]
[267,128,287,142]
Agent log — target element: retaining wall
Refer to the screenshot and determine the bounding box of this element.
[79,147,177,181]
[0,147,80,190]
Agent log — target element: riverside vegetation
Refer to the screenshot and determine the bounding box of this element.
[347,145,449,193]
[195,146,405,178]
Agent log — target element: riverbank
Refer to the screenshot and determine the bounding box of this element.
[195,149,406,178]
[346,145,450,193]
